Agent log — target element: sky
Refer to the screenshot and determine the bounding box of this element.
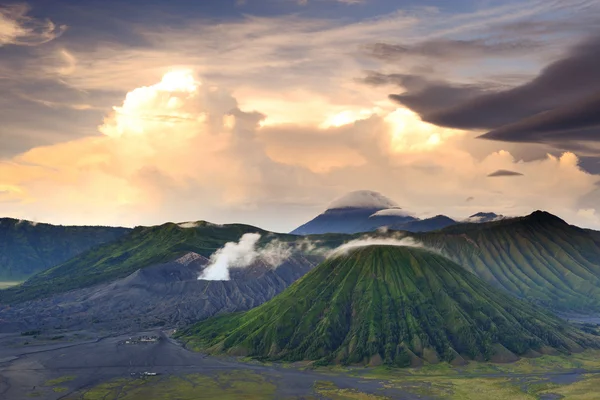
[1,0,600,232]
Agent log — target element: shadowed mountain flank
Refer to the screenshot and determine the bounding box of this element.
[0,252,318,333]
[0,218,130,280]
[417,211,600,312]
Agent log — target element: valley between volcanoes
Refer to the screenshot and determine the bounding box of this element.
[2,208,600,399]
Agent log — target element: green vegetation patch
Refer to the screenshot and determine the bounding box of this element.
[446,378,535,400]
[345,350,600,399]
[44,375,76,386]
[536,373,600,400]
[359,372,546,399]
[65,371,277,400]
[314,380,389,399]
[347,350,600,381]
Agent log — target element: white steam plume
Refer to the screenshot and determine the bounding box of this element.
[198,233,293,281]
[327,236,425,258]
[294,237,331,256]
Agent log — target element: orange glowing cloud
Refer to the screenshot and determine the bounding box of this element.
[1,70,599,230]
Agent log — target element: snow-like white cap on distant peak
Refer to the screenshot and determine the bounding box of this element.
[327,190,399,210]
[369,208,412,218]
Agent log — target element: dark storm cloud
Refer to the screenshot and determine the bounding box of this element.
[0,82,108,157]
[377,34,600,144]
[497,13,600,37]
[0,49,120,157]
[479,92,600,142]
[363,72,491,117]
[365,38,540,62]
[487,170,524,177]
[578,157,600,175]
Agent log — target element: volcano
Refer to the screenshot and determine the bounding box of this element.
[179,245,597,366]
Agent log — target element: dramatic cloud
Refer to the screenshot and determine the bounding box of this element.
[1,69,599,230]
[2,1,600,231]
[385,34,600,144]
[480,92,600,143]
[367,74,490,121]
[0,70,310,227]
[0,3,65,46]
[487,169,524,177]
[366,38,540,62]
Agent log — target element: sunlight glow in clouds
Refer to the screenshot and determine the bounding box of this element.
[99,70,205,138]
[156,70,199,92]
[319,109,376,128]
[1,69,599,230]
[1,0,600,231]
[385,108,464,152]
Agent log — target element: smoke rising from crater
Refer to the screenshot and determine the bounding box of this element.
[198,233,293,281]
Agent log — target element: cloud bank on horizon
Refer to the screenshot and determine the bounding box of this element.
[1,0,600,231]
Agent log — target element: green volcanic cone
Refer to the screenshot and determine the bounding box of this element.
[179,245,598,366]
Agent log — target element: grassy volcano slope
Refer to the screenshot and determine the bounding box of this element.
[179,246,598,367]
[416,211,600,312]
[0,218,129,281]
[0,222,350,305]
[0,222,270,304]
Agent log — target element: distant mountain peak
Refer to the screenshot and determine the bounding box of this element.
[527,210,568,225]
[327,190,398,210]
[432,214,454,219]
[291,191,463,235]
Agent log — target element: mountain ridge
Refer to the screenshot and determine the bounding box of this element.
[289,191,515,235]
[4,210,600,316]
[417,210,600,312]
[0,221,345,305]
[179,245,599,366]
[0,251,318,333]
[0,218,130,280]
